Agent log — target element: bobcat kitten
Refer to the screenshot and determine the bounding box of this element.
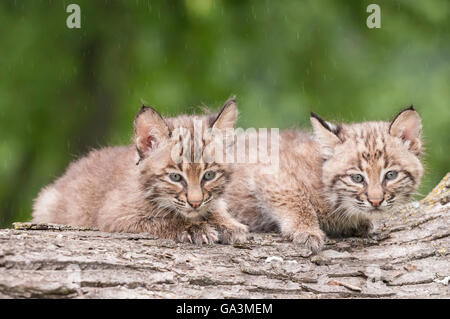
[32,98,248,245]
[226,107,423,252]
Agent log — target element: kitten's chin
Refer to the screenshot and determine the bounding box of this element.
[345,205,384,216]
[360,205,393,215]
[367,207,384,213]
[366,207,384,214]
[179,209,209,221]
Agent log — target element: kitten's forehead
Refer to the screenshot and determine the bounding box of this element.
[341,121,388,143]
[165,115,215,164]
[347,123,389,168]
[336,122,388,162]
[170,149,222,174]
[180,162,206,175]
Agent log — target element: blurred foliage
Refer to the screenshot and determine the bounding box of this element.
[0,0,449,227]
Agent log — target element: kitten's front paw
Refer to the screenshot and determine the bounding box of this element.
[288,228,325,254]
[217,223,249,244]
[179,223,219,245]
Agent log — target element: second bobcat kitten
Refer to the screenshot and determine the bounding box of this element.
[32,98,248,245]
[226,107,424,252]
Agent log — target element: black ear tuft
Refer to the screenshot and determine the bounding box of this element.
[310,112,333,132]
[222,95,236,108]
[134,105,151,126]
[310,112,342,158]
[134,104,166,128]
[389,105,417,134]
[210,96,238,129]
[388,105,422,155]
[213,96,236,122]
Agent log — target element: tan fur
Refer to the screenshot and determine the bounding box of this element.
[225,130,327,253]
[226,107,424,253]
[32,98,248,245]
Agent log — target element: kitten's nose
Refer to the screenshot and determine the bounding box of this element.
[188,200,202,209]
[368,198,383,207]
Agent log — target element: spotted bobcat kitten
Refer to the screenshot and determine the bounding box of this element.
[226,107,423,253]
[313,106,423,237]
[32,98,248,245]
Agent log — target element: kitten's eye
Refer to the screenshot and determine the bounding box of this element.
[203,171,216,181]
[385,170,398,180]
[351,174,364,183]
[169,173,183,182]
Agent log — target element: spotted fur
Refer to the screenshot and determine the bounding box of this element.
[315,107,423,237]
[32,98,248,245]
[226,107,424,253]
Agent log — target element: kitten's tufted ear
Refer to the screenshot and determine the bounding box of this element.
[389,106,422,156]
[134,105,170,159]
[210,97,238,130]
[310,112,342,159]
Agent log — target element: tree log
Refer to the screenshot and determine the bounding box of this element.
[1,174,449,298]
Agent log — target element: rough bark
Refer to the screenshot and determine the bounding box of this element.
[1,174,449,299]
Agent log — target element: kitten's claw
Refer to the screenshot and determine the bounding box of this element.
[210,232,219,242]
[179,231,193,244]
[288,228,325,254]
[179,223,219,245]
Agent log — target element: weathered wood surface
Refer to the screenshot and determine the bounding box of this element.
[1,174,449,299]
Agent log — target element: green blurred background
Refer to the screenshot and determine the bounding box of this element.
[0,0,449,228]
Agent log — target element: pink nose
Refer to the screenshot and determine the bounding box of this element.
[368,198,383,207]
[188,200,202,209]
